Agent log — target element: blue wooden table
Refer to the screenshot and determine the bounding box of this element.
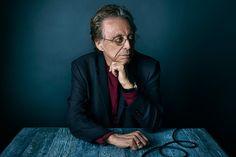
[1,128,228,157]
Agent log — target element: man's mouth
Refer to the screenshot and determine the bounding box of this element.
[118,55,130,59]
[119,54,130,56]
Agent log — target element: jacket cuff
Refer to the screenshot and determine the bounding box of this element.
[95,132,114,145]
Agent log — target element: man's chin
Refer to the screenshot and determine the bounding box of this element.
[117,58,130,64]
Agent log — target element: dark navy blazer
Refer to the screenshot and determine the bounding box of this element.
[67,51,163,142]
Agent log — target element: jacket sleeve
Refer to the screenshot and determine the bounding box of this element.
[67,62,110,142]
[126,61,163,132]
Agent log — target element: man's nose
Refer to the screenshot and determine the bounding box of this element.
[123,39,131,50]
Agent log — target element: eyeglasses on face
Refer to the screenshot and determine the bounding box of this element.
[102,34,135,46]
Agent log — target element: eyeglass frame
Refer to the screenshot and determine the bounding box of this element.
[102,34,135,47]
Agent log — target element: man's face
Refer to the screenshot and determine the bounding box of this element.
[95,17,134,66]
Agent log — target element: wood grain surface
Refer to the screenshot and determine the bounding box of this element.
[0,128,228,157]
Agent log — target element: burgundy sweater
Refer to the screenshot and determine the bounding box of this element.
[95,66,137,144]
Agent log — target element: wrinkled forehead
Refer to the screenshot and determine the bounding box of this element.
[101,17,132,38]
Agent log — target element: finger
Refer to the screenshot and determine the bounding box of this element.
[111,69,118,77]
[137,131,149,142]
[133,135,141,146]
[134,132,148,146]
[111,62,126,75]
[117,133,142,150]
[109,65,112,72]
[129,135,143,150]
[137,141,143,149]
[130,138,139,150]
[135,140,143,149]
[127,131,148,144]
[110,63,120,77]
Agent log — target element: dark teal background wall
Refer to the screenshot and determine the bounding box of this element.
[2,0,236,155]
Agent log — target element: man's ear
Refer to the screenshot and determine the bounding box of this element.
[95,39,104,52]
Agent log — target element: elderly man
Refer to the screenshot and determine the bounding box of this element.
[67,4,163,150]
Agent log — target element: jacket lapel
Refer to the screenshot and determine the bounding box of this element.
[96,53,112,125]
[116,87,125,124]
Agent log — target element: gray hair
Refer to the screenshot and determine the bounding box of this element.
[90,4,136,42]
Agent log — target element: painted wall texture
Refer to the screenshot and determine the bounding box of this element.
[2,0,236,155]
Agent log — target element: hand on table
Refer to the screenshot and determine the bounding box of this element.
[106,131,149,150]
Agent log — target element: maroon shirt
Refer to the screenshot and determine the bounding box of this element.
[95,66,137,144]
